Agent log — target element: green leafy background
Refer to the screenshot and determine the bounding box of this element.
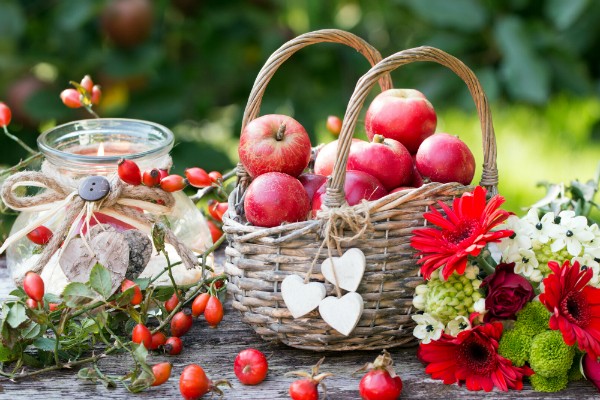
[1,0,599,235]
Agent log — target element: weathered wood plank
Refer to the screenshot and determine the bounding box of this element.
[0,255,598,399]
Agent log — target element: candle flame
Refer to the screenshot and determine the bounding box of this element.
[97,142,105,157]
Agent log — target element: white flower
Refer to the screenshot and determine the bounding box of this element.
[473,298,486,314]
[551,210,595,256]
[584,223,600,259]
[445,315,471,336]
[505,248,539,278]
[524,209,561,244]
[412,313,444,344]
[572,254,600,287]
[464,263,480,280]
[497,215,533,255]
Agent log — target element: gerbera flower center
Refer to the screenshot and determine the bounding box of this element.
[457,336,496,375]
[442,219,477,245]
[560,291,591,327]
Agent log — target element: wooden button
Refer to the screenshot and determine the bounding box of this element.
[78,176,110,201]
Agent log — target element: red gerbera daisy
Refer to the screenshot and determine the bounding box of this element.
[539,260,600,360]
[410,186,513,280]
[417,322,533,392]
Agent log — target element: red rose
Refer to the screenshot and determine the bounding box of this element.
[583,353,600,392]
[481,262,534,322]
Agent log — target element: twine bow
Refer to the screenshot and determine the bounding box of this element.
[305,199,373,298]
[0,161,198,282]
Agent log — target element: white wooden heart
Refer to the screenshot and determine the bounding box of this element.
[281,274,326,319]
[320,248,366,292]
[319,292,364,336]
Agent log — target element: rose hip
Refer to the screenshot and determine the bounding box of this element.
[160,174,187,192]
[164,292,180,313]
[0,102,12,127]
[60,88,82,108]
[151,362,172,386]
[121,279,143,305]
[171,309,193,337]
[207,200,228,222]
[185,167,212,188]
[149,331,168,350]
[91,86,102,105]
[204,295,224,327]
[208,171,222,183]
[26,226,53,245]
[23,272,44,302]
[117,159,142,186]
[142,168,161,187]
[326,115,342,135]
[191,293,210,317]
[132,323,152,349]
[26,298,42,309]
[164,336,183,355]
[207,221,223,244]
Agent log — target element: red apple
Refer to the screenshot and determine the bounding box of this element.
[314,138,361,177]
[415,133,475,185]
[409,159,424,188]
[239,114,312,178]
[365,89,437,154]
[390,187,415,194]
[326,115,342,136]
[312,170,388,217]
[346,135,413,191]
[298,173,327,202]
[101,0,154,48]
[244,172,310,227]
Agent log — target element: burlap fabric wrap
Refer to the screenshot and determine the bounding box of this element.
[0,159,198,285]
[223,29,499,351]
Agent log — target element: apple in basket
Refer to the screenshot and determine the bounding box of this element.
[365,88,437,154]
[313,138,362,177]
[312,170,388,217]
[244,172,310,228]
[415,133,475,185]
[347,135,413,191]
[298,173,327,203]
[238,114,312,178]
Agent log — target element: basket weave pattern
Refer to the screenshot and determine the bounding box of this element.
[223,29,498,351]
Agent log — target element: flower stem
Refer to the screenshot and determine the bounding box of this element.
[3,126,37,155]
[85,106,100,119]
[0,152,42,177]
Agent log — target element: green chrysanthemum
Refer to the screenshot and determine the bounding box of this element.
[498,329,532,367]
[529,330,575,378]
[514,301,551,337]
[529,373,569,392]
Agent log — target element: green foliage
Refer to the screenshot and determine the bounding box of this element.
[514,301,551,338]
[529,330,575,378]
[498,329,532,367]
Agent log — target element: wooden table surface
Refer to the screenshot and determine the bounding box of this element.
[0,253,598,399]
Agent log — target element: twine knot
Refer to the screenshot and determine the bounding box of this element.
[0,161,198,281]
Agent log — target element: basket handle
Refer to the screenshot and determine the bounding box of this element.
[325,46,498,209]
[241,29,393,131]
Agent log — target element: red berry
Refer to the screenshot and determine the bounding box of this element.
[160,174,187,192]
[23,272,44,302]
[326,115,342,136]
[49,303,59,312]
[289,379,319,400]
[117,158,142,186]
[204,295,223,328]
[0,102,12,127]
[234,348,268,385]
[358,350,403,400]
[207,200,228,222]
[191,292,210,317]
[151,362,172,386]
[208,171,222,183]
[26,226,53,245]
[121,279,143,305]
[179,364,210,400]
[164,292,179,313]
[132,323,152,349]
[142,168,161,187]
[185,167,211,188]
[170,309,193,337]
[91,85,102,105]
[26,298,42,309]
[207,220,223,244]
[164,336,183,355]
[60,88,82,108]
[158,168,169,179]
[80,75,94,93]
[148,331,167,350]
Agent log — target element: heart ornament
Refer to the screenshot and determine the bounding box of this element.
[281,274,326,319]
[319,292,364,336]
[320,248,366,292]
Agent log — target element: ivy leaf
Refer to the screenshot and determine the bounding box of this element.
[89,263,113,300]
[62,282,97,307]
[6,303,27,328]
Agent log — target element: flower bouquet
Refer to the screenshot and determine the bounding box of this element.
[410,175,600,393]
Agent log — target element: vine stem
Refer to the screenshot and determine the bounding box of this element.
[189,168,236,202]
[3,126,37,155]
[0,152,42,177]
[162,249,183,305]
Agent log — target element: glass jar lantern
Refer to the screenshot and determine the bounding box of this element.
[5,118,213,294]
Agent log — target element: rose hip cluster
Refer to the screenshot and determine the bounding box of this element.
[60,75,102,108]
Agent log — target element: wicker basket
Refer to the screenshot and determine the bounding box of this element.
[223,29,498,351]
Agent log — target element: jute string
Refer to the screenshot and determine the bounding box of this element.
[0,161,198,283]
[305,200,372,298]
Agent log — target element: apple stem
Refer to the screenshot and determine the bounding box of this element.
[276,123,286,141]
[373,134,385,144]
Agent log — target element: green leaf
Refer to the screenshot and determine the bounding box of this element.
[9,287,26,298]
[43,293,62,304]
[131,342,149,365]
[61,282,97,307]
[0,2,25,39]
[21,321,42,339]
[32,337,57,352]
[545,0,588,30]
[134,278,151,291]
[126,369,155,393]
[53,0,95,31]
[402,0,488,32]
[6,303,27,328]
[0,344,17,362]
[151,223,167,253]
[89,263,113,299]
